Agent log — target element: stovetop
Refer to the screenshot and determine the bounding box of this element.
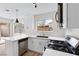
[46,40,79,55]
[48,44,69,53]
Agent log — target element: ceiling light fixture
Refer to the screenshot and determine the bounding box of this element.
[5,9,10,12]
[33,3,37,8]
[15,9,19,23]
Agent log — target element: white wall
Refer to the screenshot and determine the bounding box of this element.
[34,11,65,37]
[23,15,34,35]
[0,15,41,36]
[19,12,65,37]
[0,3,68,37]
[33,4,68,37]
[1,3,79,38]
[22,15,41,35]
[0,18,11,23]
[66,29,79,38]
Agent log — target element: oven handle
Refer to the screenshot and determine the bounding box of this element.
[55,11,59,23]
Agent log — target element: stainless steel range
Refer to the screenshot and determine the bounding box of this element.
[46,36,79,55]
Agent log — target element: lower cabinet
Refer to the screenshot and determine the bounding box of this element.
[28,38,34,50]
[28,37,49,53]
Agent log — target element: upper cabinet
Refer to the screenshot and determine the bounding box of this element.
[67,3,79,28]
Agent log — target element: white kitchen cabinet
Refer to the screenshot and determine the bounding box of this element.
[33,39,46,53]
[28,37,49,53]
[5,40,18,56]
[28,38,34,50]
[67,3,79,28]
[60,3,79,28]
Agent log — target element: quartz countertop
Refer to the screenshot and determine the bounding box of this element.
[4,34,37,41]
[5,34,28,41]
[43,49,76,56]
[48,36,66,41]
[4,33,66,42]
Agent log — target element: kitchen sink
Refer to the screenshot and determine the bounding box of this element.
[36,36,48,38]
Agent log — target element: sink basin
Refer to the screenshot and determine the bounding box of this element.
[36,36,48,38]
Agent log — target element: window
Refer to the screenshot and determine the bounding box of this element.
[36,19,53,31]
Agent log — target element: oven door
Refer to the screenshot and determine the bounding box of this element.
[18,38,28,56]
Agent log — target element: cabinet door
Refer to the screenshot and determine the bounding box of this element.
[33,39,41,52]
[68,3,79,28]
[28,38,49,53]
[28,38,34,50]
[33,39,47,53]
[39,40,46,52]
[37,39,44,52]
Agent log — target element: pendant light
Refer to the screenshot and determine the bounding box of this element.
[15,9,19,23]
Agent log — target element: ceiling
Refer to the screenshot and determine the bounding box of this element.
[0,3,57,19]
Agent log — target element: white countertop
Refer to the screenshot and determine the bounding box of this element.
[3,33,66,42]
[4,34,37,41]
[48,37,66,41]
[5,35,28,41]
[43,49,76,56]
[5,36,66,42]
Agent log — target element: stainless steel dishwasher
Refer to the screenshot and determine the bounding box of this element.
[18,38,28,56]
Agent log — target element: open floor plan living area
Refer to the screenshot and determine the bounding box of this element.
[0,3,79,56]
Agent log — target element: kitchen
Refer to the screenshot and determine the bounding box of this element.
[0,3,79,56]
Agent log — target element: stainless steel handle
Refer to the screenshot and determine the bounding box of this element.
[55,11,59,23]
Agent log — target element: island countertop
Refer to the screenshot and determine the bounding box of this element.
[4,34,29,41]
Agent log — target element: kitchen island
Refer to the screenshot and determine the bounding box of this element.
[5,33,28,56]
